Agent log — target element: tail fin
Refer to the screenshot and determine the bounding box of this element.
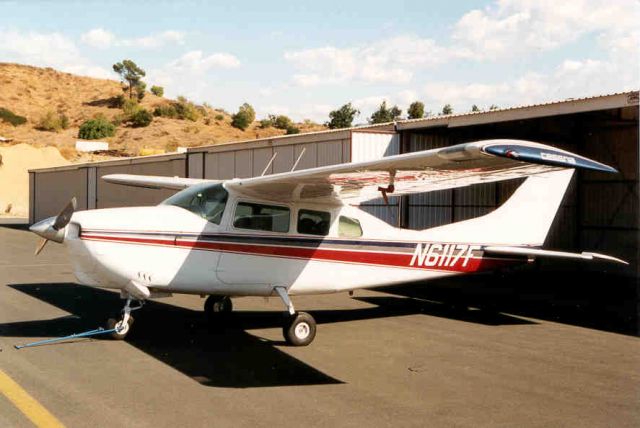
[423,169,574,247]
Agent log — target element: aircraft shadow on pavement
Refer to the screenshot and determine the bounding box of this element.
[3,281,538,388]
[380,269,638,337]
[4,283,343,389]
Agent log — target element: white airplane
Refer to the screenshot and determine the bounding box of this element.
[29,139,626,346]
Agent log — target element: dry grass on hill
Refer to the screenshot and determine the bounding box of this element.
[0,63,325,159]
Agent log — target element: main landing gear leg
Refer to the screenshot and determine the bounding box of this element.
[106,297,144,340]
[274,287,316,346]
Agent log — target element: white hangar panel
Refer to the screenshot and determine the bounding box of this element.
[350,131,399,162]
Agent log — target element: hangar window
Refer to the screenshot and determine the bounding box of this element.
[338,216,362,238]
[161,183,228,224]
[233,202,290,233]
[297,209,331,236]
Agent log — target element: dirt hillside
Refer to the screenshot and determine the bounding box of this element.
[0,63,325,158]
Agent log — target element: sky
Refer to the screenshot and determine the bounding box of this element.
[1,0,638,123]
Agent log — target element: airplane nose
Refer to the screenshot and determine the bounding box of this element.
[29,216,65,243]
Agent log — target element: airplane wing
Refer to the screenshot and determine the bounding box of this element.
[102,174,218,190]
[224,139,616,204]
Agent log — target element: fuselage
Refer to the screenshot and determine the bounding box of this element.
[62,183,523,297]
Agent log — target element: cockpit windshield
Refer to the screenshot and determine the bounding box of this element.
[161,183,228,224]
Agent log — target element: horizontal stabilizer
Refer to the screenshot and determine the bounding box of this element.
[483,246,628,265]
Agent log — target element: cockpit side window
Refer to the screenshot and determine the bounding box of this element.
[338,216,363,238]
[233,202,290,233]
[161,183,228,224]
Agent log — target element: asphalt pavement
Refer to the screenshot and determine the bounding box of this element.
[0,226,638,427]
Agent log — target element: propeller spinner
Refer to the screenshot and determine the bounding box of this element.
[30,197,77,255]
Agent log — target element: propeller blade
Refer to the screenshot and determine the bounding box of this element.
[53,197,77,231]
[35,237,48,256]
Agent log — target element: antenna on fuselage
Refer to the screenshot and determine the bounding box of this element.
[291,148,306,172]
[260,152,278,176]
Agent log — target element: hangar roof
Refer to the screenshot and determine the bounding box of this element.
[396,91,638,131]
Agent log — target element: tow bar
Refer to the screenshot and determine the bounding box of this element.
[14,327,118,350]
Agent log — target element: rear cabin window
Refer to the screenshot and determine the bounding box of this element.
[338,216,363,238]
[297,209,331,236]
[233,202,290,233]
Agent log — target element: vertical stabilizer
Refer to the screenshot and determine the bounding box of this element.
[422,169,575,247]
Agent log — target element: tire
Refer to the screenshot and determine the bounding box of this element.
[106,315,134,340]
[204,296,232,324]
[283,312,316,346]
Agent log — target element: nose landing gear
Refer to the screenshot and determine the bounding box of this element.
[106,297,144,340]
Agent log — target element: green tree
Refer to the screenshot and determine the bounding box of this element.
[369,101,402,124]
[441,104,453,115]
[150,85,164,97]
[489,104,499,110]
[112,60,146,100]
[471,104,481,112]
[407,101,425,119]
[326,102,359,129]
[231,103,256,130]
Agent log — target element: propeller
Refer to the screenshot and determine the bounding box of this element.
[30,197,77,256]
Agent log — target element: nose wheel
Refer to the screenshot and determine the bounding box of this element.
[106,297,144,340]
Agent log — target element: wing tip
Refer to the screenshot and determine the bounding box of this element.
[482,143,618,173]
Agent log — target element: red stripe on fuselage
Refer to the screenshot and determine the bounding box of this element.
[80,233,520,273]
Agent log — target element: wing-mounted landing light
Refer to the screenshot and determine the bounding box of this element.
[30,197,76,255]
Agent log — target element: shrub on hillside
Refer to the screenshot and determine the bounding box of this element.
[78,117,116,139]
[153,104,178,118]
[0,107,27,126]
[174,97,199,121]
[36,111,69,132]
[214,114,225,121]
[273,114,293,130]
[258,118,272,129]
[130,108,153,127]
[122,98,140,117]
[285,125,300,135]
[150,85,164,97]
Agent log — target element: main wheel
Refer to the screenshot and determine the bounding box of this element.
[106,315,134,340]
[283,312,316,346]
[204,296,233,323]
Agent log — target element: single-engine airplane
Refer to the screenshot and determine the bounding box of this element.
[29,139,626,346]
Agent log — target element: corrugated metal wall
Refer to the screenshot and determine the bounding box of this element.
[199,138,349,179]
[95,158,186,208]
[30,155,186,222]
[32,168,88,221]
